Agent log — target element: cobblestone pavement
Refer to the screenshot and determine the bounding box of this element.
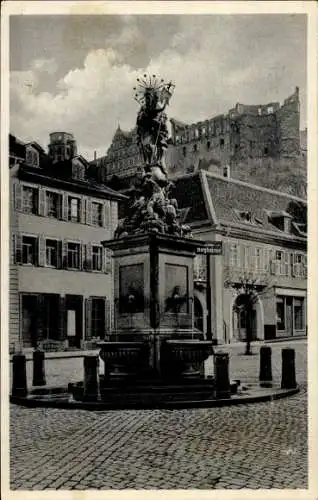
[9,341,307,490]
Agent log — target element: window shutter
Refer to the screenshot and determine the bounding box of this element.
[284,252,289,276]
[38,235,46,267]
[81,243,86,271]
[105,298,111,334]
[224,242,230,266]
[110,201,118,231]
[86,199,92,225]
[59,296,67,340]
[249,247,255,270]
[86,242,92,271]
[62,240,68,269]
[62,194,68,220]
[14,182,23,211]
[80,196,86,224]
[105,200,111,228]
[104,248,112,274]
[15,234,22,264]
[57,240,63,269]
[85,298,92,340]
[38,187,46,216]
[101,202,106,228]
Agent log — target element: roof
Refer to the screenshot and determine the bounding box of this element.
[17,164,127,201]
[201,171,306,235]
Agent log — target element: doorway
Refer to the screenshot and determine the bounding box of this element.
[65,295,83,348]
[21,294,38,348]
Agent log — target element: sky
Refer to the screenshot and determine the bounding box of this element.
[10,14,307,161]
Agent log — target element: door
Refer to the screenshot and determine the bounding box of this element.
[21,294,38,348]
[65,295,83,348]
[286,296,293,336]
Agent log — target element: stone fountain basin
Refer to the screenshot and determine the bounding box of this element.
[164,339,214,363]
[97,341,146,360]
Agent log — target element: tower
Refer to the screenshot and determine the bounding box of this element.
[48,132,77,164]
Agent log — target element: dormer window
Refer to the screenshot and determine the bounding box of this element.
[267,211,292,233]
[236,210,252,223]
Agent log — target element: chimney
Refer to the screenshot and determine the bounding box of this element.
[94,151,97,161]
[223,164,230,178]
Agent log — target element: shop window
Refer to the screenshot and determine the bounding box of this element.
[92,246,103,271]
[22,236,38,265]
[276,297,285,331]
[92,202,103,227]
[67,242,80,269]
[46,239,58,267]
[294,298,304,330]
[22,186,38,215]
[68,197,80,223]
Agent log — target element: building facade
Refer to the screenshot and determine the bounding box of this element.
[89,87,302,189]
[118,170,307,344]
[9,134,126,353]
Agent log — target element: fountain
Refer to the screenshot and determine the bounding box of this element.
[96,75,213,390]
[10,76,300,410]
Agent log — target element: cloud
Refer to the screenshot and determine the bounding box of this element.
[10,15,306,161]
[31,58,58,75]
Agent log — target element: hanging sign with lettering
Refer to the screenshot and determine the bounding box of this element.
[196,242,223,255]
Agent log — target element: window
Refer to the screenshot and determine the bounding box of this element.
[67,242,80,269]
[294,298,304,330]
[22,186,38,215]
[255,248,262,269]
[46,239,58,267]
[68,197,80,222]
[263,147,269,155]
[182,146,187,157]
[46,191,62,219]
[92,202,103,227]
[193,144,198,153]
[220,138,225,147]
[276,297,285,331]
[22,236,38,265]
[267,106,274,114]
[207,141,211,150]
[258,108,262,116]
[276,250,282,261]
[238,211,252,223]
[92,246,103,271]
[230,244,240,268]
[91,298,105,338]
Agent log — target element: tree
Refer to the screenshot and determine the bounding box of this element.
[224,270,275,355]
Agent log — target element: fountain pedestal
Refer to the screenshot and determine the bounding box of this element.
[101,232,212,379]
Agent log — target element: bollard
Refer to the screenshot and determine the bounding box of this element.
[259,346,272,384]
[12,354,27,397]
[32,350,46,386]
[214,352,231,399]
[281,348,297,389]
[83,355,100,401]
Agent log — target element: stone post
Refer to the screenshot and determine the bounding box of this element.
[32,350,46,386]
[281,348,297,389]
[214,352,231,399]
[83,355,100,401]
[12,353,27,397]
[259,346,272,385]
